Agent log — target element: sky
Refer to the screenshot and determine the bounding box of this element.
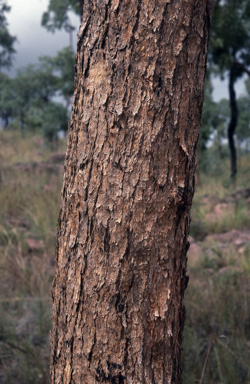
[4,0,248,102]
[5,0,80,73]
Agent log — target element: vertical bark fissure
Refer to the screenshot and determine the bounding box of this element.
[129,0,142,50]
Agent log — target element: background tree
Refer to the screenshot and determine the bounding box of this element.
[198,79,223,174]
[41,102,69,142]
[0,47,73,140]
[0,1,16,70]
[9,62,58,133]
[0,72,13,127]
[50,0,213,383]
[42,0,83,49]
[209,0,250,177]
[199,78,216,153]
[236,95,250,156]
[40,46,75,109]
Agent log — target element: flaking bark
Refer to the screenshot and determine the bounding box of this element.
[50,1,213,383]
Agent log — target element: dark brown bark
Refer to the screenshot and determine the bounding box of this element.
[50,1,213,383]
[228,67,238,178]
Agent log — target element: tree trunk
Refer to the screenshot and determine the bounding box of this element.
[228,67,238,178]
[50,1,212,383]
[79,0,84,20]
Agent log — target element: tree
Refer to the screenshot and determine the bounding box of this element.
[0,1,16,69]
[50,1,213,383]
[0,72,13,126]
[41,102,69,142]
[236,79,250,148]
[236,95,250,154]
[209,0,250,177]
[40,46,75,109]
[0,48,73,138]
[42,0,82,31]
[199,77,219,149]
[42,0,83,49]
[8,62,58,132]
[197,78,228,174]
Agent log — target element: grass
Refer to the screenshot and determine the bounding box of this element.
[183,246,250,384]
[190,154,250,240]
[185,154,250,383]
[0,130,249,383]
[0,130,65,383]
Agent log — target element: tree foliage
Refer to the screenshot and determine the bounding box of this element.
[0,72,12,126]
[210,0,250,76]
[41,0,81,33]
[200,78,218,152]
[208,0,250,176]
[40,46,75,108]
[0,47,75,141]
[0,1,16,69]
[237,82,250,145]
[41,102,69,142]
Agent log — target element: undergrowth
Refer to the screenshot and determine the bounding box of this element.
[0,131,65,383]
[0,131,249,383]
[183,247,250,383]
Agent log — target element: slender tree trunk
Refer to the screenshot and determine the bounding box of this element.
[79,0,84,20]
[69,29,74,53]
[50,1,212,383]
[228,67,238,178]
[20,111,25,137]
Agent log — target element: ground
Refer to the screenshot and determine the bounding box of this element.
[0,131,249,384]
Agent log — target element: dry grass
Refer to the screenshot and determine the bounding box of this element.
[0,131,66,383]
[0,131,249,383]
[183,245,250,384]
[185,153,250,383]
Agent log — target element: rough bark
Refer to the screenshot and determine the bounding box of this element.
[50,1,212,383]
[228,67,238,178]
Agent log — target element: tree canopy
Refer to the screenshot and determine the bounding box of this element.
[1,0,249,158]
[210,0,250,77]
[41,0,81,33]
[0,1,16,69]
[0,47,74,140]
[208,0,250,176]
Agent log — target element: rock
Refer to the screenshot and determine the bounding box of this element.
[13,161,62,174]
[205,229,250,247]
[231,188,250,200]
[49,152,66,163]
[205,203,234,222]
[13,163,35,172]
[5,180,21,189]
[43,184,53,192]
[217,266,242,277]
[201,194,220,212]
[35,162,58,173]
[239,246,246,254]
[7,218,31,228]
[16,310,35,336]
[187,242,203,268]
[33,137,45,147]
[206,229,239,244]
[233,230,250,246]
[203,268,214,275]
[26,238,44,252]
[188,236,195,244]
[32,334,46,346]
